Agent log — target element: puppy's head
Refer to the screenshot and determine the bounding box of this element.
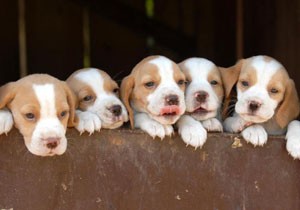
[179,58,224,121]
[0,74,78,156]
[221,55,299,128]
[120,55,186,128]
[66,68,128,129]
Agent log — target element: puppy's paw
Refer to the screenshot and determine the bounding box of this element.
[286,121,300,159]
[242,125,267,146]
[76,111,101,135]
[0,108,13,135]
[178,122,207,149]
[202,118,223,132]
[286,137,300,159]
[164,125,174,137]
[224,116,252,133]
[140,120,170,139]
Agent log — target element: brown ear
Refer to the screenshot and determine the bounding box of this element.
[275,79,300,128]
[219,59,244,98]
[120,75,135,129]
[0,82,17,109]
[62,82,78,127]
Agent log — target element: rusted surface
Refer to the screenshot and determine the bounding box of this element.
[0,128,299,210]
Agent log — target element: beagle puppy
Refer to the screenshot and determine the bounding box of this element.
[120,55,186,139]
[176,58,224,148]
[66,68,128,134]
[221,55,300,158]
[0,74,78,156]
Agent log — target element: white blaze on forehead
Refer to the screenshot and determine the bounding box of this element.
[75,68,105,96]
[184,58,215,81]
[149,56,176,84]
[33,84,56,118]
[250,56,282,86]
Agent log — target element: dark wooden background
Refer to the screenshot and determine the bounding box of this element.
[0,0,299,90]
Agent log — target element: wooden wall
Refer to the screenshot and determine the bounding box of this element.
[0,0,299,90]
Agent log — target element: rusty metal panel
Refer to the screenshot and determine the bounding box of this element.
[0,128,299,210]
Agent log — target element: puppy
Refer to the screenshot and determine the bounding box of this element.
[176,58,224,148]
[222,55,300,158]
[0,74,78,156]
[66,68,128,134]
[120,55,186,139]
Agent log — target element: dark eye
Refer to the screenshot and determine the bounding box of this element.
[210,80,218,85]
[270,88,279,94]
[83,95,93,102]
[241,81,249,87]
[113,88,119,94]
[60,111,68,118]
[25,113,35,120]
[145,81,155,88]
[177,79,185,86]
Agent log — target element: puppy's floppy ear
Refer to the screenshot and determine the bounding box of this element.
[120,74,135,129]
[62,82,78,127]
[0,82,17,109]
[275,79,300,128]
[219,59,244,98]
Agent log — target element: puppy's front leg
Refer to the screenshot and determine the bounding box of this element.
[286,120,300,159]
[75,110,102,135]
[0,108,14,135]
[177,115,207,149]
[135,112,173,139]
[223,114,252,133]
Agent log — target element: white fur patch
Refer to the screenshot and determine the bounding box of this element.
[0,108,14,135]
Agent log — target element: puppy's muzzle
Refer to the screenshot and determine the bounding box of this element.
[108,104,122,117]
[43,137,61,149]
[195,91,208,103]
[248,100,262,113]
[165,94,179,106]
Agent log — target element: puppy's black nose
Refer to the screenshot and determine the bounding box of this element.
[165,94,179,105]
[109,104,122,116]
[249,101,261,112]
[195,91,208,103]
[45,137,60,149]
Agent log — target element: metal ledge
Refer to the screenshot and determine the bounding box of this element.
[0,128,299,210]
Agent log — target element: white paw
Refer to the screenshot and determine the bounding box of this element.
[0,108,13,135]
[286,121,300,159]
[75,111,101,135]
[286,137,300,159]
[224,116,252,133]
[178,122,207,149]
[140,120,173,139]
[242,125,267,146]
[202,118,223,132]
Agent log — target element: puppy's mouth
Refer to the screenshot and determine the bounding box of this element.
[160,105,181,116]
[191,106,212,115]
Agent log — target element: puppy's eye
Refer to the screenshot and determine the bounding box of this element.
[270,88,279,94]
[210,80,218,85]
[145,81,155,88]
[25,113,35,120]
[177,79,185,86]
[241,81,249,87]
[113,88,119,94]
[186,79,191,85]
[83,95,93,102]
[60,111,68,118]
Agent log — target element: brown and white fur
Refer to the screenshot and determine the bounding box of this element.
[66,68,128,134]
[120,55,186,139]
[176,58,224,148]
[222,55,300,158]
[0,74,78,156]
